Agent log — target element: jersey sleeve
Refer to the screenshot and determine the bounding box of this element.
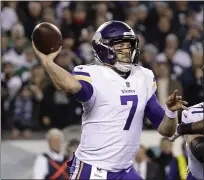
[144,94,165,129]
[72,66,96,111]
[144,69,165,129]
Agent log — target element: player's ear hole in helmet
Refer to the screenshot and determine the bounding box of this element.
[92,21,140,72]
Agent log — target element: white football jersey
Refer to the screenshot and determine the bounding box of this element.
[182,102,204,180]
[74,64,157,172]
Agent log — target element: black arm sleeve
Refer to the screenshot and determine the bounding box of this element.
[178,120,204,135]
[177,123,193,135]
[190,136,204,163]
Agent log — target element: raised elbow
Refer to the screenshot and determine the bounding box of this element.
[55,76,81,94]
[64,83,82,94]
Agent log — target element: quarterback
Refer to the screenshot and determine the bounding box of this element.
[33,21,188,179]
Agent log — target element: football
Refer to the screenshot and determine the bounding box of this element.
[32,22,62,55]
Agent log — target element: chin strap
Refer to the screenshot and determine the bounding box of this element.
[114,61,133,73]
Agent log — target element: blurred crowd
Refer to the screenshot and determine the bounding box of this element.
[1,1,203,138]
[134,138,188,180]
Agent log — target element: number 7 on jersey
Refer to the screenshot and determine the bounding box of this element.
[120,95,138,130]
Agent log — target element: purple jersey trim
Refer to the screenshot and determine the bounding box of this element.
[145,94,165,129]
[72,71,90,77]
[73,80,93,102]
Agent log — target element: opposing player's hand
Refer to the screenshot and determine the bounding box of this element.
[32,41,62,62]
[169,126,181,142]
[166,90,188,112]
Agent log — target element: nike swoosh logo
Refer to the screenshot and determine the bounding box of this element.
[126,167,131,172]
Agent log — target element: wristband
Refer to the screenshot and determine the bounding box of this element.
[165,107,177,119]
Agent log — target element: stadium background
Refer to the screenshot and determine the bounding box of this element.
[1,1,203,179]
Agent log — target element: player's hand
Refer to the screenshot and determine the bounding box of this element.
[169,125,181,142]
[32,41,62,62]
[166,90,188,112]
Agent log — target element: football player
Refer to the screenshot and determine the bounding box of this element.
[169,66,204,180]
[32,21,187,179]
[178,104,203,180]
[170,66,204,139]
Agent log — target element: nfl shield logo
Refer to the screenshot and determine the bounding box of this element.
[126,82,130,87]
[97,168,102,172]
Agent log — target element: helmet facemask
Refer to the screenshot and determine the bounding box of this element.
[107,36,140,73]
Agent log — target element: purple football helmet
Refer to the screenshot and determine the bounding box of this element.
[92,21,140,72]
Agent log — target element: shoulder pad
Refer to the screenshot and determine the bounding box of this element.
[182,103,204,123]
